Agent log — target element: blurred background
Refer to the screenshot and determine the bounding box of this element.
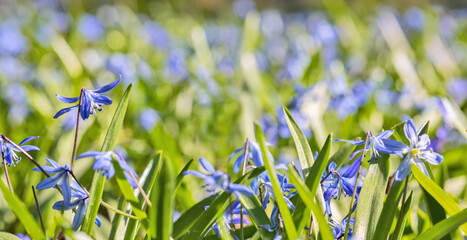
[0,0,466,238]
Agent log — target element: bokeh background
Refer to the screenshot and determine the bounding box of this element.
[0,0,466,238]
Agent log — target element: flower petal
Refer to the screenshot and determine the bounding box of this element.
[19,136,39,145]
[36,172,64,190]
[417,134,431,150]
[333,139,365,145]
[342,157,361,178]
[80,93,91,120]
[56,93,79,103]
[91,95,112,105]
[375,130,394,140]
[76,151,102,159]
[404,119,418,145]
[18,145,39,151]
[93,76,121,94]
[60,173,72,209]
[228,183,253,196]
[72,201,87,231]
[199,157,215,173]
[377,139,408,156]
[419,150,443,165]
[394,156,413,181]
[414,158,429,177]
[183,170,207,179]
[53,105,78,119]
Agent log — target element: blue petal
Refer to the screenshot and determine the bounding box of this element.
[394,157,413,181]
[349,149,363,160]
[60,173,72,209]
[72,201,87,231]
[377,139,408,156]
[124,171,137,188]
[46,158,62,168]
[233,154,244,174]
[18,145,39,151]
[228,183,253,196]
[323,186,338,201]
[341,178,355,196]
[94,215,102,227]
[414,158,429,177]
[56,93,79,104]
[183,170,207,179]
[93,76,121,94]
[91,95,112,105]
[404,119,418,144]
[342,157,361,178]
[19,136,39,145]
[328,162,337,172]
[334,139,365,145]
[228,147,243,162]
[40,166,64,174]
[375,130,394,140]
[249,142,264,167]
[76,151,102,159]
[53,105,78,119]
[419,151,443,165]
[199,158,215,173]
[36,172,64,190]
[52,199,81,211]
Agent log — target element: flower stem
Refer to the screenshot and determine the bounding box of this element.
[392,176,409,239]
[100,201,139,220]
[116,152,151,207]
[32,185,46,236]
[344,131,370,240]
[1,147,13,193]
[71,88,84,170]
[240,138,250,240]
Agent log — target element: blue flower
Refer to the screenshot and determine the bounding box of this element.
[52,180,101,230]
[335,130,406,160]
[184,158,253,196]
[33,158,72,209]
[53,76,121,120]
[76,151,138,188]
[331,217,354,239]
[394,119,443,181]
[0,136,39,166]
[228,141,274,174]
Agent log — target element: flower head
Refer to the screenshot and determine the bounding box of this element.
[1,136,39,166]
[228,141,274,174]
[33,158,72,209]
[76,150,138,188]
[52,180,101,230]
[184,158,253,196]
[394,119,443,181]
[53,76,121,120]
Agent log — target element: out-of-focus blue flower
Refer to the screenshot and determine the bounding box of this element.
[448,78,467,104]
[78,14,104,42]
[165,50,189,82]
[139,108,160,131]
[142,21,169,50]
[106,54,136,84]
[394,119,443,181]
[76,151,138,188]
[0,20,27,56]
[233,0,256,18]
[15,234,31,240]
[184,158,253,196]
[53,76,121,120]
[404,7,425,31]
[33,158,72,209]
[0,136,39,166]
[52,180,101,230]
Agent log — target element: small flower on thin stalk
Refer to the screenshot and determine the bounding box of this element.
[53,76,121,120]
[33,158,72,209]
[0,136,39,166]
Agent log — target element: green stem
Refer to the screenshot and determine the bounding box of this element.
[392,176,409,239]
[70,88,84,170]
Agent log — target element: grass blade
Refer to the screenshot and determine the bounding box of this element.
[354,154,390,239]
[415,208,467,240]
[373,180,405,239]
[236,190,275,239]
[0,180,44,239]
[412,164,467,234]
[82,83,133,234]
[255,123,298,239]
[172,197,214,239]
[393,192,413,240]
[288,166,334,239]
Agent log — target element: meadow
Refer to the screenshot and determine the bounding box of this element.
[0,0,466,239]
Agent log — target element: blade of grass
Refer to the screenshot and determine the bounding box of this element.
[392,192,413,240]
[415,207,467,240]
[81,83,133,234]
[373,180,405,239]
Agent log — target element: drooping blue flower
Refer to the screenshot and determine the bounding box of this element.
[184,158,253,196]
[52,180,101,230]
[0,136,39,166]
[53,76,121,120]
[335,130,406,160]
[228,141,275,174]
[331,217,354,239]
[75,151,138,188]
[33,158,72,209]
[394,119,443,181]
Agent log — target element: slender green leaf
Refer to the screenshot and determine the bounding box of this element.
[0,232,21,240]
[354,154,390,239]
[393,192,413,240]
[183,167,265,239]
[415,208,467,240]
[255,123,298,239]
[174,159,193,196]
[374,179,405,239]
[124,152,163,240]
[172,197,214,239]
[150,156,175,239]
[288,166,334,240]
[292,134,332,233]
[236,190,275,239]
[392,121,410,145]
[0,181,44,240]
[82,83,133,234]
[109,196,127,240]
[412,164,467,234]
[283,106,314,175]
